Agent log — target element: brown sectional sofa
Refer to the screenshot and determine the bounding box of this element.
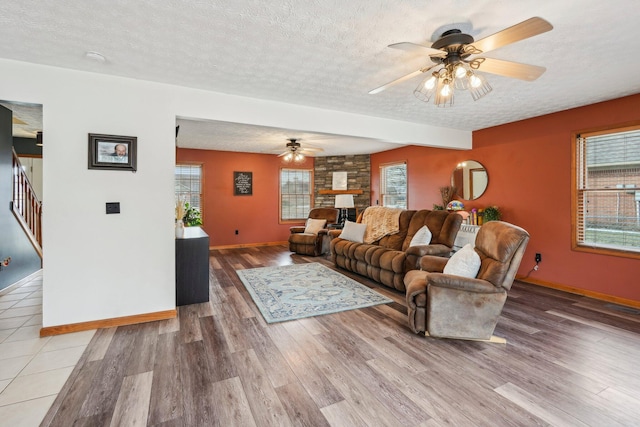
[330,209,462,291]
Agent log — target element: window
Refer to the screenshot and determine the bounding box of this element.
[280,168,313,221]
[175,164,202,212]
[380,162,407,209]
[574,124,640,258]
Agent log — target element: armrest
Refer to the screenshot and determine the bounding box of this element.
[406,244,452,257]
[328,229,342,239]
[290,226,306,234]
[418,255,448,273]
[427,273,503,294]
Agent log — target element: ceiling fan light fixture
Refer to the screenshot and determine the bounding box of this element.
[468,73,492,101]
[440,79,452,97]
[435,79,454,107]
[413,73,438,102]
[424,75,437,90]
[453,66,470,90]
[469,73,482,88]
[454,64,467,79]
[371,17,552,107]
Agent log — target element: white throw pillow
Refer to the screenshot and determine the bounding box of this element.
[304,218,327,235]
[443,244,481,278]
[339,220,367,243]
[410,225,432,247]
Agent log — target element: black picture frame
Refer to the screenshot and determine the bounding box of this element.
[88,133,137,171]
[234,171,252,196]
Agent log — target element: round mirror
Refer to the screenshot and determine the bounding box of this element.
[451,160,488,200]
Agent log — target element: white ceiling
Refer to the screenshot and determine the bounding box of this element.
[2,0,639,156]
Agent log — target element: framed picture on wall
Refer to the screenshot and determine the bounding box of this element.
[88,133,137,171]
[234,171,253,195]
[332,171,348,190]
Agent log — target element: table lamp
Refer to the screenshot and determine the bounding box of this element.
[335,194,354,226]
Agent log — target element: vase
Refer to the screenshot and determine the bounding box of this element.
[175,219,185,238]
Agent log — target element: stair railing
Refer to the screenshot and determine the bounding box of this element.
[11,148,43,258]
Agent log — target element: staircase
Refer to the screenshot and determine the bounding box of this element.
[11,148,43,258]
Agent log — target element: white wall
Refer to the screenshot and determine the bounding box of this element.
[0,58,471,327]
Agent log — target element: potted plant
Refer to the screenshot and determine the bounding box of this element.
[182,202,203,227]
[483,205,502,222]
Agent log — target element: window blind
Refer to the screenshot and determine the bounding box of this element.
[576,126,640,253]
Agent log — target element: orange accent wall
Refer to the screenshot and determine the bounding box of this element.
[176,148,313,247]
[372,94,640,302]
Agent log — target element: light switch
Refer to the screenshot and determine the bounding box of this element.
[106,202,120,214]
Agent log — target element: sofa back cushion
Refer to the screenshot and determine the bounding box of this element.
[375,210,416,250]
[402,210,462,251]
[308,207,339,224]
[474,221,530,290]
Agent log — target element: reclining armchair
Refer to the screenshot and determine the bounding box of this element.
[288,208,339,256]
[403,221,529,342]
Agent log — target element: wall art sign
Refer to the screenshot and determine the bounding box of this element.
[88,133,137,171]
[234,171,253,195]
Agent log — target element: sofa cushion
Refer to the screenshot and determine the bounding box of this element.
[443,244,481,278]
[402,210,462,251]
[339,220,367,243]
[304,218,326,235]
[410,225,432,247]
[375,210,416,250]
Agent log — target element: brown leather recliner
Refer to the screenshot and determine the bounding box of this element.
[404,221,530,342]
[288,208,339,256]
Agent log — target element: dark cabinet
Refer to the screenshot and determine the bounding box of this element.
[175,227,210,306]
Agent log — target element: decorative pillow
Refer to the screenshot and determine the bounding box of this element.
[304,218,327,235]
[410,225,432,247]
[339,220,367,243]
[443,244,481,278]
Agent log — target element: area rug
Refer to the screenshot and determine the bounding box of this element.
[236,263,392,323]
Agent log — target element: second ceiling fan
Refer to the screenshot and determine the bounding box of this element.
[277,138,323,163]
[369,17,553,106]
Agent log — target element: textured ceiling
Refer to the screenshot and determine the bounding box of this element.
[175,119,401,156]
[1,0,639,155]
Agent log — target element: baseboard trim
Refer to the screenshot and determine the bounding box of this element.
[516,276,640,309]
[40,309,177,337]
[210,241,287,250]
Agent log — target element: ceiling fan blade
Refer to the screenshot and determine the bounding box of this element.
[277,151,289,157]
[300,146,324,152]
[474,57,546,81]
[466,17,553,54]
[388,42,447,57]
[369,66,436,95]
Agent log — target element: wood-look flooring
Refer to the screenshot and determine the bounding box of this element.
[42,245,640,426]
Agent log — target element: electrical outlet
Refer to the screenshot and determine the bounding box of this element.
[235,230,239,235]
[535,253,542,263]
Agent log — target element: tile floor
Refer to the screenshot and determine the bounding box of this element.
[0,271,96,427]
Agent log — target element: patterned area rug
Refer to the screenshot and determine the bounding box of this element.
[236,263,392,323]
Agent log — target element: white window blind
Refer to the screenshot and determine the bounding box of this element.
[575,126,640,254]
[175,164,202,211]
[280,168,312,221]
[380,162,407,209]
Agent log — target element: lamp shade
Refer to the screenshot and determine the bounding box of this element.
[335,194,354,208]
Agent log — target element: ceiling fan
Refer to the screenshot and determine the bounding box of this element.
[277,138,323,162]
[369,17,553,106]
